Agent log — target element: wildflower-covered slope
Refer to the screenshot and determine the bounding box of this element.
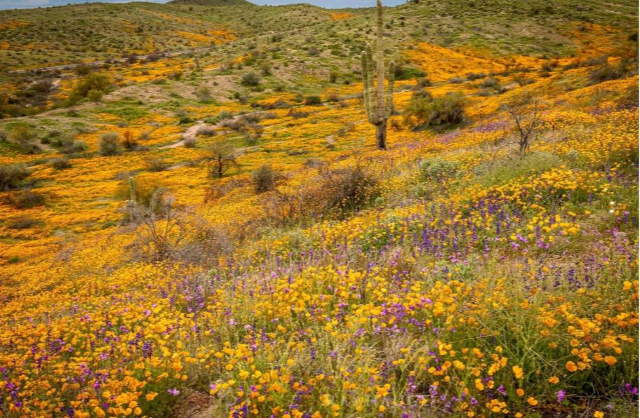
[0,1,638,417]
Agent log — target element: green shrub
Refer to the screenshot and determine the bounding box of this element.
[241,72,261,87]
[304,96,322,106]
[145,157,168,172]
[50,158,71,170]
[114,176,167,211]
[196,85,213,102]
[617,82,639,109]
[10,126,41,154]
[61,140,88,155]
[419,158,460,183]
[68,73,112,105]
[100,133,119,156]
[588,61,630,85]
[9,190,45,209]
[7,216,42,229]
[0,164,30,190]
[316,166,379,217]
[394,65,426,80]
[404,92,466,130]
[252,165,276,194]
[87,89,104,102]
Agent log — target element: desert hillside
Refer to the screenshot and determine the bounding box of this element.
[0,0,638,417]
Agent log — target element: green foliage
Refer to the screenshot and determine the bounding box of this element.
[115,176,167,211]
[252,164,276,194]
[9,190,45,209]
[60,140,88,155]
[100,132,119,156]
[303,96,322,106]
[317,166,380,217]
[404,92,466,130]
[419,158,460,183]
[207,142,238,178]
[241,72,261,87]
[7,216,42,230]
[474,152,563,187]
[50,157,72,170]
[9,125,42,154]
[196,85,213,102]
[394,65,426,80]
[67,73,113,105]
[145,157,169,172]
[0,163,31,190]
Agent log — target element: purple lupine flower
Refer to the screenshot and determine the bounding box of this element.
[556,390,566,402]
[168,388,180,396]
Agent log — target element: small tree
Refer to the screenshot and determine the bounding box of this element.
[207,142,238,178]
[361,0,394,150]
[122,131,138,151]
[503,93,542,157]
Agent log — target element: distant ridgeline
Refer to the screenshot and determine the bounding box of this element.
[169,0,253,5]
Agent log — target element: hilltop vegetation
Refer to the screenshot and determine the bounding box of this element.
[0,0,638,417]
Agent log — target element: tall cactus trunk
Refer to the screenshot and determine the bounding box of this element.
[362,0,394,150]
[376,121,387,150]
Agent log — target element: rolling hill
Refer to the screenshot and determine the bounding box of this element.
[0,0,637,417]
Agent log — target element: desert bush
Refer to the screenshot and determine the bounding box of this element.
[318,166,379,216]
[514,75,535,86]
[68,73,112,105]
[145,157,168,172]
[61,139,87,154]
[115,176,167,213]
[50,157,71,170]
[404,92,466,130]
[304,96,322,106]
[261,165,379,225]
[10,126,41,154]
[466,72,486,80]
[241,72,261,87]
[9,190,45,209]
[480,77,500,89]
[0,164,31,190]
[197,126,216,137]
[589,63,626,84]
[7,216,42,229]
[87,89,103,102]
[252,165,276,194]
[122,131,138,151]
[100,132,119,156]
[184,137,197,148]
[287,109,309,119]
[617,82,639,109]
[394,65,426,80]
[419,158,460,183]
[196,85,212,102]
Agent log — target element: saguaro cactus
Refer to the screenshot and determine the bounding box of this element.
[362,0,394,150]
